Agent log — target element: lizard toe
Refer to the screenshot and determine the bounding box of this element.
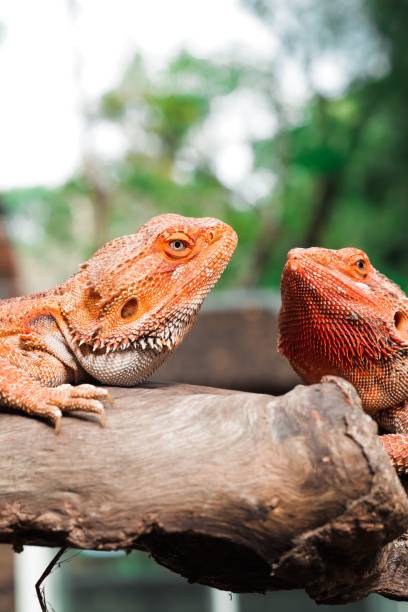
[57,383,110,400]
[47,384,109,427]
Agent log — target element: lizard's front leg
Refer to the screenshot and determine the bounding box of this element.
[376,403,408,475]
[0,343,109,432]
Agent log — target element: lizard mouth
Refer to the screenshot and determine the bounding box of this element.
[90,315,194,354]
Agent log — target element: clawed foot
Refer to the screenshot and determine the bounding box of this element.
[35,384,112,432]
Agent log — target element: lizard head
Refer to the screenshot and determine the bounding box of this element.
[61,213,237,385]
[278,246,408,410]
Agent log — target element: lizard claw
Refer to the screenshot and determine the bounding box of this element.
[49,407,62,434]
[38,384,110,431]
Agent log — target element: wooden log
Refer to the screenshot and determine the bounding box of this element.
[0,379,407,604]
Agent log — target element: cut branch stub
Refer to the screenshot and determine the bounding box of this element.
[0,379,407,603]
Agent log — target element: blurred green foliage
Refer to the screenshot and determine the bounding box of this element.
[3,0,408,292]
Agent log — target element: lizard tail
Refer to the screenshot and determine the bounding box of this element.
[381,434,408,475]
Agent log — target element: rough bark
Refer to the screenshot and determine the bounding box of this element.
[0,380,408,604]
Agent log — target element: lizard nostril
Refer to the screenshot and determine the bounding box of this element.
[208,229,221,244]
[287,248,304,261]
[286,249,303,271]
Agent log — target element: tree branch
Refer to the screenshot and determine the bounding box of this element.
[1,380,407,604]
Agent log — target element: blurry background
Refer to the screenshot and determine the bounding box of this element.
[0,0,407,610]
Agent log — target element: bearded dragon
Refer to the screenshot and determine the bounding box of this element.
[278,247,408,473]
[0,213,237,431]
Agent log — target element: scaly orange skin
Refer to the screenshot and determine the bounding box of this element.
[0,214,237,431]
[278,247,408,474]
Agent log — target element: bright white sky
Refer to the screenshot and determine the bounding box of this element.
[0,0,348,190]
[0,0,271,189]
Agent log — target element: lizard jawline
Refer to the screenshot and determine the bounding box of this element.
[68,314,197,385]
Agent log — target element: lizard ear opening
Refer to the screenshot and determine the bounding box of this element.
[121,298,139,320]
[394,311,408,339]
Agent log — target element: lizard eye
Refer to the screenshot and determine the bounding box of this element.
[169,239,187,251]
[163,232,193,259]
[355,259,367,273]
